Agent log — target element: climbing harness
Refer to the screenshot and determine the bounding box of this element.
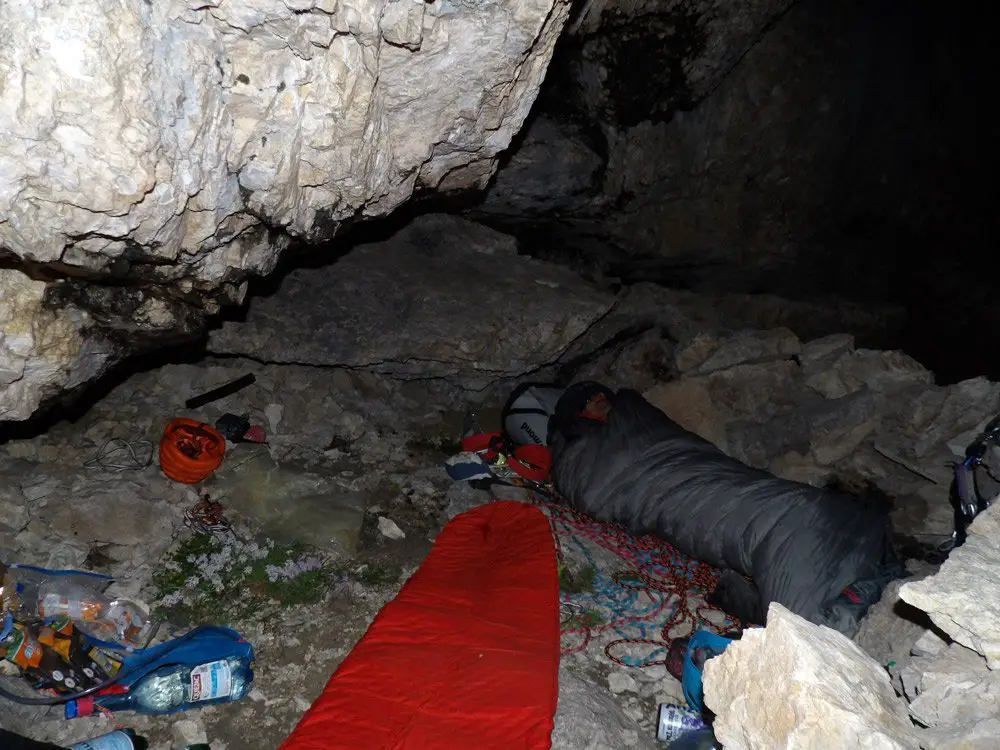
[954,415,1000,522]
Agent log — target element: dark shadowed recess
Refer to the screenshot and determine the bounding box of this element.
[504,0,999,385]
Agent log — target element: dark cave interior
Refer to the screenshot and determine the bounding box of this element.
[226,0,994,387]
[470,0,996,386]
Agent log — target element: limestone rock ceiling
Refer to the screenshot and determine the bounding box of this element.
[0,0,571,421]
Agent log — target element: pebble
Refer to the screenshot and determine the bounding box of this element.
[378,516,406,540]
[264,402,284,432]
[172,718,209,747]
[623,703,647,722]
[634,664,670,683]
[608,670,639,694]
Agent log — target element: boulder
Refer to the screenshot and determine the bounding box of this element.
[899,505,1000,669]
[675,328,802,375]
[644,359,807,454]
[645,377,729,450]
[904,643,1000,730]
[804,349,933,400]
[871,377,1000,488]
[703,603,920,750]
[798,333,856,369]
[209,214,615,389]
[920,718,1000,750]
[808,390,877,465]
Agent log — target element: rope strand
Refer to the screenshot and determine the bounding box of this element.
[520,488,739,669]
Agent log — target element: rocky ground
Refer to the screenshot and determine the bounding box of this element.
[0,349,705,749]
[1,216,996,749]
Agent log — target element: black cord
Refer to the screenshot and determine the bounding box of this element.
[0,671,124,706]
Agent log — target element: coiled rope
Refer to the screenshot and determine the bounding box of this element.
[522,489,739,669]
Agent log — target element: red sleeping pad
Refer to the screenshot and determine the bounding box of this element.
[281,501,561,750]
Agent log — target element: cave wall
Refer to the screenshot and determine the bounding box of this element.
[596,0,875,289]
[2,0,993,423]
[474,0,996,378]
[478,0,993,294]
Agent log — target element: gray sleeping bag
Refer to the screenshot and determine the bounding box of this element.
[548,386,901,636]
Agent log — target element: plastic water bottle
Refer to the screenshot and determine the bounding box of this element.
[665,727,721,749]
[656,703,707,742]
[76,656,252,716]
[68,729,148,750]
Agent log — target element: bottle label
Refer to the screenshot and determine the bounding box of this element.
[2,625,43,669]
[190,659,233,702]
[89,645,123,677]
[657,703,706,742]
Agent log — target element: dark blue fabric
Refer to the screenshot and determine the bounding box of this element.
[549,388,902,636]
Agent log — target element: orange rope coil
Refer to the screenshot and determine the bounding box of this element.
[159,418,226,484]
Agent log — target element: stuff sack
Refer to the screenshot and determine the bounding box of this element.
[452,383,565,483]
[501,383,566,447]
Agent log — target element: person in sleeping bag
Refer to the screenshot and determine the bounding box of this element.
[547,381,905,637]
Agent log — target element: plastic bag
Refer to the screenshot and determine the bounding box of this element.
[0,614,113,694]
[1,565,112,620]
[1,565,156,650]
